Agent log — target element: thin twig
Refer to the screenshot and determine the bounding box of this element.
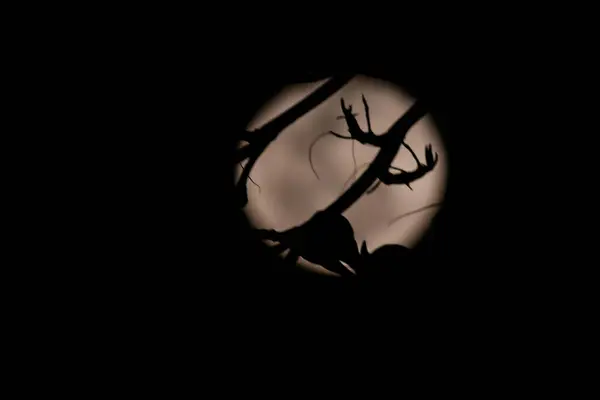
[402,142,421,165]
[308,130,352,179]
[238,162,261,193]
[351,138,357,175]
[342,162,370,191]
[234,75,354,208]
[387,202,443,227]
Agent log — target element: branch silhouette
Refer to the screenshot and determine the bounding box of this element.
[308,94,432,191]
[234,75,354,207]
[253,96,438,277]
[324,97,433,215]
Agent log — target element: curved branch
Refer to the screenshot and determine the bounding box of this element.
[234,153,260,207]
[378,144,438,186]
[308,130,353,180]
[402,142,420,164]
[238,162,261,192]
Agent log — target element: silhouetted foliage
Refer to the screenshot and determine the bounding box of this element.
[257,212,360,276]
[235,76,441,278]
[356,242,412,278]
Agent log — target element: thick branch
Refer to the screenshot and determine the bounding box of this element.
[234,75,354,208]
[234,75,354,164]
[379,144,438,185]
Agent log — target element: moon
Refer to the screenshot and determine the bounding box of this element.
[236,75,448,276]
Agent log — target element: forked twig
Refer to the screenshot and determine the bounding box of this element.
[238,162,261,193]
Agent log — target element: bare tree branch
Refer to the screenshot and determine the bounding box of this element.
[234,75,354,164]
[234,75,354,207]
[378,144,438,187]
[309,95,432,194]
[337,95,386,146]
[238,162,261,192]
[250,95,440,277]
[318,99,430,216]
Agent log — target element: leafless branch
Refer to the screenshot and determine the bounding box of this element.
[321,98,430,216]
[238,162,261,192]
[234,75,354,207]
[337,95,387,147]
[378,144,438,188]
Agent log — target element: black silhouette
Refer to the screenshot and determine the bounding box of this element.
[235,75,441,278]
[356,242,412,277]
[256,212,360,276]
[235,75,354,207]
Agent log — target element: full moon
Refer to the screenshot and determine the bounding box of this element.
[236,75,448,276]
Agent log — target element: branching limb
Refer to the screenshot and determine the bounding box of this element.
[308,95,384,180]
[402,142,420,164]
[235,152,259,207]
[234,76,354,207]
[324,99,430,216]
[387,166,413,190]
[338,96,386,147]
[366,143,430,192]
[362,94,372,133]
[238,162,261,192]
[235,75,354,165]
[378,144,439,188]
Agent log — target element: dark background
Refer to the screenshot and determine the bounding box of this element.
[198,60,516,317]
[93,37,594,343]
[19,17,595,381]
[227,68,460,294]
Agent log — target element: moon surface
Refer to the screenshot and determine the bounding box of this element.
[236,75,448,276]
